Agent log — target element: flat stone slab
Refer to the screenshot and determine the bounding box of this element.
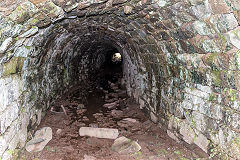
[103,101,118,109]
[79,127,119,139]
[25,127,52,152]
[112,136,141,154]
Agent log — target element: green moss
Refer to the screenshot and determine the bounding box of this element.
[193,134,197,142]
[16,6,22,11]
[211,70,222,87]
[235,50,240,69]
[205,52,219,66]
[233,137,240,150]
[191,119,196,128]
[217,32,227,51]
[157,149,168,155]
[225,88,238,102]
[24,46,31,49]
[7,149,20,160]
[209,93,216,101]
[3,57,25,76]
[14,5,25,18]
[174,150,182,155]
[29,18,39,25]
[233,28,240,38]
[20,107,25,113]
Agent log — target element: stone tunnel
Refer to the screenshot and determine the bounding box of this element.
[0,0,240,159]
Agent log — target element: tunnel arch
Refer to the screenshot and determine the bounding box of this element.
[0,0,240,159]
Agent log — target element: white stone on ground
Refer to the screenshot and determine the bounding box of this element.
[112,136,141,154]
[56,129,62,135]
[103,101,118,109]
[83,154,96,160]
[122,118,137,123]
[79,127,119,139]
[25,127,52,152]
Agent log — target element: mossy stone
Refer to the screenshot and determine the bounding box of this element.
[3,57,25,76]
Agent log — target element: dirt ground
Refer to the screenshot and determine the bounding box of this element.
[18,81,208,160]
[18,62,209,160]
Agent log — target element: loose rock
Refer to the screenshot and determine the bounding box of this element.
[79,127,119,139]
[83,154,96,160]
[103,101,118,109]
[89,123,98,128]
[25,127,52,152]
[124,6,133,14]
[117,118,139,128]
[105,97,118,103]
[111,109,123,118]
[112,136,141,154]
[56,129,62,135]
[77,104,85,109]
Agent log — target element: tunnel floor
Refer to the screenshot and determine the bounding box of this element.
[19,64,208,160]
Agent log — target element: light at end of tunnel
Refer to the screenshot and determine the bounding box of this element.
[112,53,122,62]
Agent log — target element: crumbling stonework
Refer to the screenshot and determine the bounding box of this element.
[0,0,239,159]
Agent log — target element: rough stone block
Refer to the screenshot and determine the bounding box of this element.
[208,0,231,14]
[226,27,240,49]
[194,133,209,153]
[189,3,211,19]
[79,127,119,139]
[167,130,180,143]
[180,121,195,144]
[150,112,158,123]
[25,127,52,152]
[112,136,141,154]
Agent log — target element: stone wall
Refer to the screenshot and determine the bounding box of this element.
[0,0,240,159]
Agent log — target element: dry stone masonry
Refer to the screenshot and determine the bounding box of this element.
[0,0,239,159]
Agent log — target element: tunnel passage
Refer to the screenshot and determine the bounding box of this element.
[0,0,240,159]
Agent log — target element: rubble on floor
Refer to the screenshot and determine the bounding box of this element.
[20,74,209,159]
